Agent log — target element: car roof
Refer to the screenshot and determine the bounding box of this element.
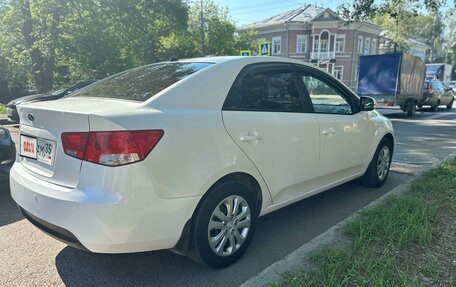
[176,56,316,68]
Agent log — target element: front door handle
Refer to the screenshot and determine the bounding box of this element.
[321,128,336,136]
[240,133,262,142]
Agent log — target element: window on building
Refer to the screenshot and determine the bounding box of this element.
[313,38,319,52]
[372,38,377,54]
[333,66,343,80]
[296,35,307,53]
[365,37,371,54]
[272,37,281,54]
[320,40,328,52]
[357,36,364,53]
[335,36,345,53]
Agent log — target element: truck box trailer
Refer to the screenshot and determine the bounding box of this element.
[357,53,426,116]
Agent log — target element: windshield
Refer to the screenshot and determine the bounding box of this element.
[426,64,443,73]
[72,62,213,102]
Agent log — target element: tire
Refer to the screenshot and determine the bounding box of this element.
[359,138,393,188]
[189,181,258,268]
[407,104,416,116]
[447,99,454,110]
[430,101,439,112]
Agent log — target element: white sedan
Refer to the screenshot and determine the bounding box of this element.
[10,56,394,268]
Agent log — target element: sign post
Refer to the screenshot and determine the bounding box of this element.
[258,41,271,56]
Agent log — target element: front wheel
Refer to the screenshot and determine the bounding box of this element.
[189,181,257,268]
[359,138,393,188]
[447,99,454,109]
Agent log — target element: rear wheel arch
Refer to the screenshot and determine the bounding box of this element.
[171,172,263,257]
[200,172,263,217]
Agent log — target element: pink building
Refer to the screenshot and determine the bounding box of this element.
[238,5,381,89]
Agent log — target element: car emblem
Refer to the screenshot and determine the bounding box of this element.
[28,113,34,121]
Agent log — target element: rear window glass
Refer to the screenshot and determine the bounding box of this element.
[72,62,212,101]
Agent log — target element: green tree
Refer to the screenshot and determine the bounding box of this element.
[188,0,237,56]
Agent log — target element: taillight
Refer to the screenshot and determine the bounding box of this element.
[61,132,89,159]
[428,86,434,94]
[61,130,164,166]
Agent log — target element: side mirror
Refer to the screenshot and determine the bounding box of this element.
[360,96,375,111]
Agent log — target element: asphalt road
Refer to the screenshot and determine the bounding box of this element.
[1,107,455,287]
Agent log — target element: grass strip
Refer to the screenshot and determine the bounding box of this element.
[274,159,456,287]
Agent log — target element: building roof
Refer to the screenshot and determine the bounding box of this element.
[238,4,381,32]
[240,4,326,29]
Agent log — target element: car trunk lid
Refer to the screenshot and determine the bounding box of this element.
[17,98,141,188]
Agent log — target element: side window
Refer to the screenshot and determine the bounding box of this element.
[301,74,353,115]
[224,70,304,113]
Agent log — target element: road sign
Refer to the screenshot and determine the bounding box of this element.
[258,41,271,56]
[240,50,251,56]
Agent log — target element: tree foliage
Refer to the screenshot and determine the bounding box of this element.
[338,0,455,68]
[0,0,240,103]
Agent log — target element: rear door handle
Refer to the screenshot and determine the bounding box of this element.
[240,133,262,142]
[321,128,336,136]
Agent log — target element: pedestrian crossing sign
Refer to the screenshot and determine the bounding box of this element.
[240,50,251,56]
[258,41,271,56]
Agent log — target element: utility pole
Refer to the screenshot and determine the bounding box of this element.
[200,0,205,56]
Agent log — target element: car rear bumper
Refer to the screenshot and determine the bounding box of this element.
[10,162,201,253]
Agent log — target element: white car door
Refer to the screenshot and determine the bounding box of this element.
[222,64,320,203]
[296,69,372,182]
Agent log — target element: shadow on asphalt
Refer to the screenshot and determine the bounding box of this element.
[0,177,24,227]
[380,107,453,120]
[54,173,409,287]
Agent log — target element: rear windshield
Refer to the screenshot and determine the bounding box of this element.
[72,62,212,101]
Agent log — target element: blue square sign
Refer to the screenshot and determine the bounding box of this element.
[258,41,271,56]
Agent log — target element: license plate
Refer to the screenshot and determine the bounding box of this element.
[20,135,55,165]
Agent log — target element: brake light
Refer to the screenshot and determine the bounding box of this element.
[61,130,164,166]
[61,132,89,159]
[428,85,434,94]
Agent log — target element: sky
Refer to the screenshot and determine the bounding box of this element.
[212,0,455,27]
[213,0,345,26]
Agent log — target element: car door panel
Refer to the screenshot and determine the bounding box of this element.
[313,112,371,179]
[296,68,372,182]
[222,111,320,203]
[222,64,321,204]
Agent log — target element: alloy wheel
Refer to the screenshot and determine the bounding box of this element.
[377,146,390,181]
[207,195,251,257]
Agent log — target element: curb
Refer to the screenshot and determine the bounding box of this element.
[240,154,456,287]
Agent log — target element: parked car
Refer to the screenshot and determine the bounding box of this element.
[10,57,394,268]
[0,126,16,175]
[449,81,456,92]
[6,80,97,123]
[421,80,454,111]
